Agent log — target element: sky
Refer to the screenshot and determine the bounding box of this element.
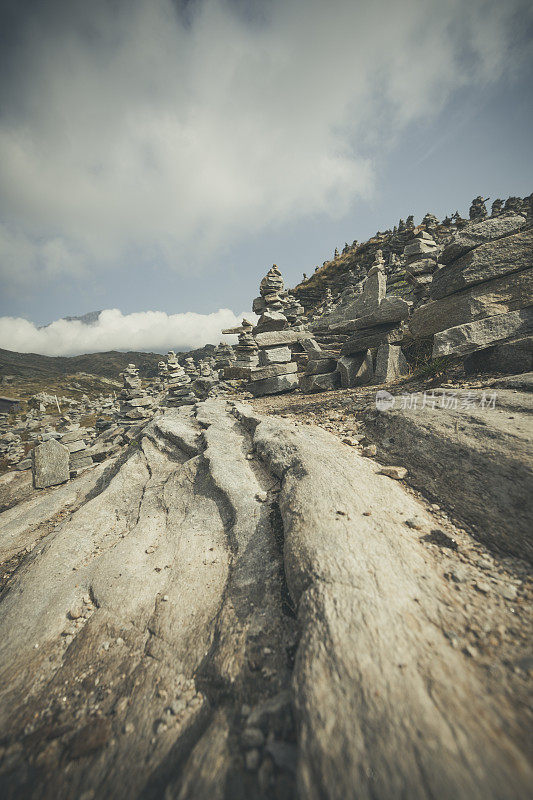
[0,0,532,356]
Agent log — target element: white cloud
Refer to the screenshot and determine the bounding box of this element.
[0,0,530,289]
[0,308,250,356]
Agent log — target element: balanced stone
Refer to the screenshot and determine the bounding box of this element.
[258,346,292,365]
[32,438,70,489]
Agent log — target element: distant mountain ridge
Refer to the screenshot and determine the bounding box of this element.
[0,343,217,382]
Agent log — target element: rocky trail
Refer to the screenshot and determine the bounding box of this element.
[0,396,531,799]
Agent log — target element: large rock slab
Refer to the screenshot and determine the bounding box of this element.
[248,372,299,396]
[433,308,533,357]
[248,362,297,381]
[258,346,292,365]
[374,344,409,383]
[254,329,309,348]
[440,213,526,265]
[361,388,533,563]
[341,324,403,355]
[305,357,338,375]
[337,352,373,387]
[463,336,533,375]
[329,296,410,333]
[299,371,341,393]
[32,438,70,489]
[431,228,533,300]
[235,402,532,799]
[409,268,533,339]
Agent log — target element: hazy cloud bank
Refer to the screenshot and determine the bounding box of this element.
[1,0,530,291]
[0,308,249,356]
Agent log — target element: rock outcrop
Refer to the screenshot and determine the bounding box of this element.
[1,399,531,799]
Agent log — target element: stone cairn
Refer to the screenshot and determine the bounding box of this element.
[245,265,307,396]
[403,230,441,303]
[165,351,196,407]
[117,364,154,425]
[192,359,219,399]
[213,342,235,375]
[469,196,488,221]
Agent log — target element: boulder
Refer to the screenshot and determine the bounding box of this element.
[337,352,373,387]
[440,213,526,265]
[299,371,341,393]
[258,346,292,365]
[433,308,533,358]
[248,373,299,396]
[255,311,288,332]
[409,268,533,339]
[431,228,533,300]
[463,336,533,375]
[374,344,409,383]
[32,438,70,489]
[305,357,338,375]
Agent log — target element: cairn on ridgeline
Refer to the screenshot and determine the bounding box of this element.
[165,351,196,407]
[117,364,154,425]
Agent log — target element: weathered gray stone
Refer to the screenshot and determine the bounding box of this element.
[255,310,288,332]
[463,336,533,375]
[405,259,438,276]
[433,309,533,358]
[65,440,86,453]
[258,346,291,366]
[329,297,410,332]
[254,329,309,348]
[431,228,533,300]
[305,357,338,375]
[32,438,70,489]
[409,269,533,339]
[300,338,322,354]
[248,362,297,381]
[404,240,438,259]
[337,352,373,387]
[374,344,409,383]
[341,324,403,355]
[299,371,341,393]
[248,373,299,396]
[441,213,526,265]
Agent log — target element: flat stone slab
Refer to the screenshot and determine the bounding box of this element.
[32,438,70,489]
[248,362,297,381]
[409,268,533,339]
[248,372,299,396]
[433,308,533,358]
[440,213,526,265]
[254,329,309,348]
[305,357,338,375]
[258,346,292,365]
[329,297,410,332]
[341,324,404,355]
[431,228,533,300]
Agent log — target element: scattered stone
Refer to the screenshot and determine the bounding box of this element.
[378,466,407,480]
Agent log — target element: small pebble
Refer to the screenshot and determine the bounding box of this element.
[378,466,407,480]
[255,491,268,502]
[162,595,169,602]
[475,581,491,594]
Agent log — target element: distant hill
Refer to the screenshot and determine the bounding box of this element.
[0,348,164,380]
[0,343,217,383]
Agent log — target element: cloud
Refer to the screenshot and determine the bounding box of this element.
[0,0,531,290]
[0,308,251,356]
